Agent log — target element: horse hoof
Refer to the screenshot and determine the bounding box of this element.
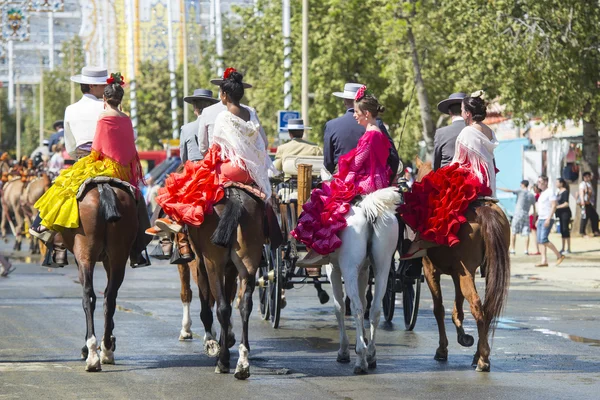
[368,360,377,369]
[204,340,220,358]
[318,291,330,304]
[179,331,193,341]
[471,354,480,368]
[434,352,448,362]
[85,357,102,372]
[353,366,368,375]
[215,361,230,374]
[234,365,250,380]
[100,351,115,365]
[476,361,490,372]
[81,346,89,360]
[337,353,350,363]
[458,334,475,348]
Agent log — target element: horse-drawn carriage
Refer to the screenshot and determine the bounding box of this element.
[257,155,423,330]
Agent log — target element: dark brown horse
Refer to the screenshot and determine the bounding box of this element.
[187,187,265,380]
[59,182,138,372]
[414,159,510,372]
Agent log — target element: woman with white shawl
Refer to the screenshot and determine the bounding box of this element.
[399,91,499,258]
[156,68,275,228]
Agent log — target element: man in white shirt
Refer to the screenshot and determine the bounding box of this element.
[578,171,600,237]
[64,66,108,159]
[535,176,565,267]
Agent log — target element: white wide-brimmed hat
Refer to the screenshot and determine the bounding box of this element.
[283,119,312,131]
[332,83,364,99]
[70,66,110,85]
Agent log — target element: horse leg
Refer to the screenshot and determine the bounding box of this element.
[178,262,194,341]
[78,261,101,372]
[312,278,329,304]
[423,258,449,361]
[345,260,369,374]
[100,257,126,365]
[326,263,350,363]
[13,207,24,251]
[194,257,218,356]
[224,263,238,349]
[451,273,475,348]
[458,271,490,372]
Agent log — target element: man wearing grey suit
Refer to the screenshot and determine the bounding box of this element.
[433,92,466,171]
[180,89,219,163]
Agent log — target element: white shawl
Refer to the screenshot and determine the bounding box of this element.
[451,126,499,196]
[212,110,276,199]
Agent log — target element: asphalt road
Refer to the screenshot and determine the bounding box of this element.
[1,241,599,400]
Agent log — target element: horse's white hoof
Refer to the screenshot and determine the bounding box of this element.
[204,340,220,358]
[85,354,102,372]
[179,330,193,341]
[100,351,114,365]
[234,364,250,380]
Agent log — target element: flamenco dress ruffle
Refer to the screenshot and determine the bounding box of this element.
[399,163,491,247]
[34,150,135,231]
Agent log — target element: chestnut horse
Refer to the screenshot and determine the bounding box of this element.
[60,182,138,372]
[414,160,510,372]
[20,174,51,253]
[187,187,265,380]
[1,178,27,250]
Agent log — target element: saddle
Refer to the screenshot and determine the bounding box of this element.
[222,181,267,201]
[76,176,137,202]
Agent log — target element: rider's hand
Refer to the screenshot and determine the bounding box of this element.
[544,219,550,228]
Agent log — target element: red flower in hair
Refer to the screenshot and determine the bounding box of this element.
[107,76,115,84]
[355,85,367,101]
[223,67,236,80]
[107,72,125,86]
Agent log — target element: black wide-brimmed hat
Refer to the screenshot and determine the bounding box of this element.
[210,67,253,88]
[437,92,466,114]
[183,89,219,104]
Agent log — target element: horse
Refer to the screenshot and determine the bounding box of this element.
[1,177,27,250]
[187,187,266,380]
[59,180,139,372]
[413,159,510,372]
[326,187,401,374]
[20,173,51,254]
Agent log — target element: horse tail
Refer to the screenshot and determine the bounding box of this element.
[98,184,122,223]
[476,204,510,337]
[359,187,401,223]
[211,188,243,248]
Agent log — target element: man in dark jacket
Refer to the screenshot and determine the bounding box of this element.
[323,83,400,182]
[433,92,466,171]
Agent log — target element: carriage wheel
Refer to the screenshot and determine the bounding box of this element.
[258,245,270,320]
[402,275,422,331]
[382,260,396,323]
[268,246,283,329]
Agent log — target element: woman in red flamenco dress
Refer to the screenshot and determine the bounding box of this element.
[399,91,499,259]
[292,86,393,265]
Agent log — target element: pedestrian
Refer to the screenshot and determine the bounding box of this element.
[555,178,572,254]
[499,180,537,255]
[273,118,323,174]
[578,171,600,237]
[529,184,542,255]
[433,92,466,170]
[535,176,565,267]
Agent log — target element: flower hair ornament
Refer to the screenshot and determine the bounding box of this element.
[223,67,237,80]
[107,72,125,86]
[471,89,485,99]
[355,85,373,101]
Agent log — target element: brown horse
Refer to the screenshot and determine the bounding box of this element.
[20,174,51,253]
[1,178,27,250]
[412,159,510,372]
[187,187,266,380]
[59,182,139,372]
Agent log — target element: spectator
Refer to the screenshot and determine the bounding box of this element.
[499,180,536,255]
[48,120,64,152]
[578,171,600,237]
[535,176,565,267]
[555,178,572,254]
[529,184,542,255]
[48,141,66,175]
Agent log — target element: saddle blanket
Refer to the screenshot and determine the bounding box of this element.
[76,176,137,201]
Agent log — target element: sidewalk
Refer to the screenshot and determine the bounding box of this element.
[510,233,600,290]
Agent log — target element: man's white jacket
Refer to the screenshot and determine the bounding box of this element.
[64,94,104,158]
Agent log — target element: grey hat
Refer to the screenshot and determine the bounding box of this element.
[70,66,110,85]
[284,119,312,131]
[437,92,466,114]
[183,88,219,104]
[332,83,364,99]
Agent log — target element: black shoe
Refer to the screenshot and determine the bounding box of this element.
[130,250,151,268]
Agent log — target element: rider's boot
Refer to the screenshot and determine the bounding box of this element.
[170,232,194,265]
[130,249,151,268]
[51,234,68,267]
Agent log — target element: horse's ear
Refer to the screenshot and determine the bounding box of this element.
[415,157,423,169]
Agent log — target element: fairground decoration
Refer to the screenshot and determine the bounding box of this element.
[27,0,64,12]
[1,4,30,41]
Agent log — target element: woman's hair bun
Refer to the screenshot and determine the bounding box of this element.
[228,71,244,84]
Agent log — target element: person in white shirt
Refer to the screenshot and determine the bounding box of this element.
[578,171,600,237]
[64,66,108,159]
[48,140,65,176]
[535,175,565,267]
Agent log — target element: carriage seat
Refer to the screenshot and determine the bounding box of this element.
[76,176,137,201]
[278,156,326,202]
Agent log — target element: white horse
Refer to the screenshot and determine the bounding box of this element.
[325,186,400,374]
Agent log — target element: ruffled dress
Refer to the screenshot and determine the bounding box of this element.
[156,110,274,227]
[34,116,143,231]
[399,126,498,247]
[291,129,392,255]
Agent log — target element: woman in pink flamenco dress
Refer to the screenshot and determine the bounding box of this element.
[292,86,393,265]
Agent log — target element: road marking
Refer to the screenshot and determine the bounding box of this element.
[0,363,72,372]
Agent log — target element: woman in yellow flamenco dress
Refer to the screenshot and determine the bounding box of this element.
[33,73,143,234]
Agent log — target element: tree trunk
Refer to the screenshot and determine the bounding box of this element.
[406,24,435,160]
[582,115,598,208]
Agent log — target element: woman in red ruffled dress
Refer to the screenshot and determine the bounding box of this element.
[292,86,392,265]
[400,91,498,258]
[154,69,274,231]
